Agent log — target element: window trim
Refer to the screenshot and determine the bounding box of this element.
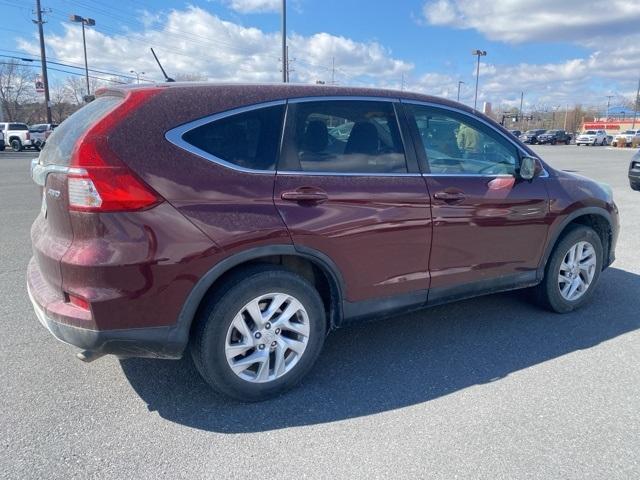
[165,100,287,174]
[277,97,419,177]
[401,99,549,178]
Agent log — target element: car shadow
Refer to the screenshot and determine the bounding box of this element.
[120,267,640,433]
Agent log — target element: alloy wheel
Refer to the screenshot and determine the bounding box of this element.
[224,293,310,383]
[557,241,597,301]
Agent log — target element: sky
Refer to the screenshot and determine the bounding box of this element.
[2,0,639,111]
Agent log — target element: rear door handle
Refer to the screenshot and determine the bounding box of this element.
[433,191,466,202]
[281,188,329,203]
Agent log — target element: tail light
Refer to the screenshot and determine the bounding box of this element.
[26,132,30,140]
[68,88,163,212]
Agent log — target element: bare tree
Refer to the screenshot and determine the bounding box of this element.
[64,76,101,105]
[174,73,208,82]
[0,60,38,121]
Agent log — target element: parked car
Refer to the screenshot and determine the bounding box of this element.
[29,123,58,149]
[606,134,614,145]
[612,130,640,147]
[508,129,522,138]
[28,84,619,401]
[0,130,4,151]
[576,130,607,146]
[537,129,572,145]
[519,129,546,144]
[629,151,640,191]
[0,122,33,151]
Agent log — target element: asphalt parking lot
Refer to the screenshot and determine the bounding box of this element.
[1,146,638,479]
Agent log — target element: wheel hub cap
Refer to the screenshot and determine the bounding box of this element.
[225,293,310,383]
[557,241,597,302]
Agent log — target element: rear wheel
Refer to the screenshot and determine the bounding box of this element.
[630,180,640,191]
[533,225,603,313]
[190,265,327,401]
[10,139,22,152]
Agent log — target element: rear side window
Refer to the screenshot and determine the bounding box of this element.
[280,100,407,174]
[9,123,28,130]
[40,96,122,166]
[182,105,285,171]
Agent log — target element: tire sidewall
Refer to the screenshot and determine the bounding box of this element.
[193,268,326,401]
[543,226,603,313]
[11,139,21,152]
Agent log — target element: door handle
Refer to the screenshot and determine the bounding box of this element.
[433,191,466,202]
[281,188,329,203]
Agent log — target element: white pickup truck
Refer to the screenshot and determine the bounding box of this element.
[28,123,58,149]
[0,122,34,151]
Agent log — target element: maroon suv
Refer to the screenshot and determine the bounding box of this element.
[28,83,619,400]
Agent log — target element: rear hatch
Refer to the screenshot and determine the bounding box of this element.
[31,96,123,301]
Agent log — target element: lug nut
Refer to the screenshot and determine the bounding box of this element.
[265,322,271,330]
[254,332,262,339]
[259,344,265,350]
[271,341,277,347]
[275,328,280,334]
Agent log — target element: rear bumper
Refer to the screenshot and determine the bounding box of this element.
[27,263,184,359]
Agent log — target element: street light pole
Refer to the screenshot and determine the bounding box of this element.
[70,15,95,98]
[281,0,287,83]
[457,81,464,102]
[472,50,487,110]
[129,70,145,84]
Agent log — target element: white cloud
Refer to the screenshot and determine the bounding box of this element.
[421,0,640,44]
[17,7,412,87]
[224,0,281,14]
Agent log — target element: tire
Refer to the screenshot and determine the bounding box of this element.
[565,139,570,145]
[601,138,606,146]
[0,144,4,151]
[190,265,327,401]
[630,180,640,191]
[10,139,22,152]
[533,225,603,313]
[551,139,557,145]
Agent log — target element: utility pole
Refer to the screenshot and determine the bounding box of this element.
[605,95,614,120]
[33,0,52,124]
[401,73,405,91]
[472,49,487,110]
[281,0,287,83]
[457,81,464,102]
[331,56,335,85]
[563,104,569,130]
[632,76,640,129]
[519,91,524,128]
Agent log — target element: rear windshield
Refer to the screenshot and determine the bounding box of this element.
[584,130,596,134]
[40,96,122,166]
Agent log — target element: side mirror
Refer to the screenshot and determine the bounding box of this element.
[519,155,538,180]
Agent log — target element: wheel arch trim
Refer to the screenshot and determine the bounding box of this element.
[538,206,614,280]
[168,245,346,353]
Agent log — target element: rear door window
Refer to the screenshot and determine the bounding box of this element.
[181,105,285,171]
[40,95,123,166]
[9,123,28,130]
[279,100,407,174]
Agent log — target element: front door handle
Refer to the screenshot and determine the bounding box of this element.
[281,188,329,203]
[433,191,466,202]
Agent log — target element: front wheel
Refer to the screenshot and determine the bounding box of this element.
[630,180,640,191]
[190,265,327,401]
[533,226,603,313]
